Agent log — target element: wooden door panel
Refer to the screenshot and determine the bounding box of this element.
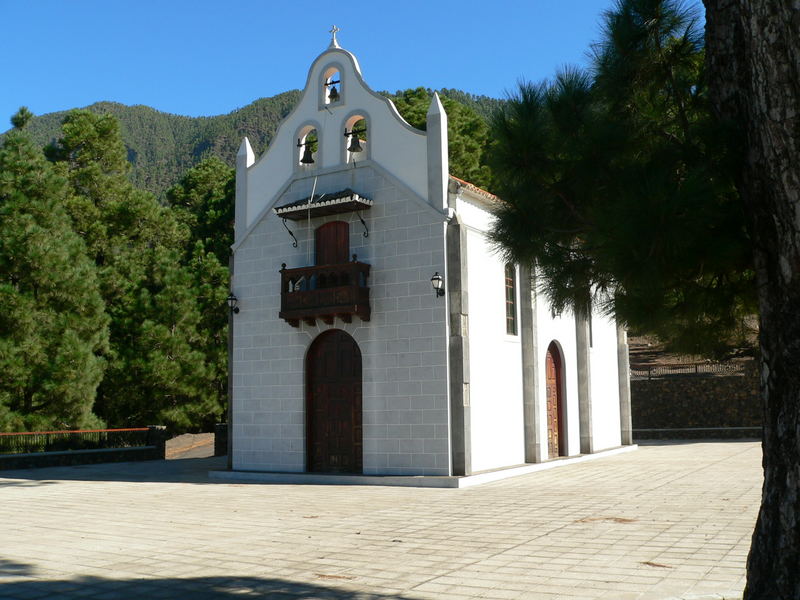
[315,221,349,265]
[306,330,362,473]
[546,344,563,459]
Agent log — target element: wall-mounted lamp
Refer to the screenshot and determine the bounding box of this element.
[226,293,240,314]
[431,272,445,297]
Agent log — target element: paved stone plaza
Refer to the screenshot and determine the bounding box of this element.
[0,441,761,599]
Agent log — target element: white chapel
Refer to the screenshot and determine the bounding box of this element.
[227,30,633,479]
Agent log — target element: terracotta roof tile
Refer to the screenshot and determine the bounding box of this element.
[449,175,500,203]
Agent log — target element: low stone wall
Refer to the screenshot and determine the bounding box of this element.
[0,426,168,470]
[631,367,761,439]
[0,446,163,470]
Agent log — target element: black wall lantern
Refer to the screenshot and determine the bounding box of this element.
[226,293,240,314]
[431,272,445,297]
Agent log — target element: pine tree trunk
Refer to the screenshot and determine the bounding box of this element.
[703,2,800,598]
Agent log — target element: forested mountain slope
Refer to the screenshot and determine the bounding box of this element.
[10,92,300,198]
[3,89,502,198]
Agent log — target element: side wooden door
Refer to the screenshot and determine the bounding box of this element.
[546,343,564,459]
[306,330,362,473]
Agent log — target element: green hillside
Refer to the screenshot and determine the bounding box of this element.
[436,89,505,121]
[5,89,502,199]
[12,92,300,198]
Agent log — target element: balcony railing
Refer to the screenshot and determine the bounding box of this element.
[279,258,371,327]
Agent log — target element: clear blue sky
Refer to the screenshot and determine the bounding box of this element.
[0,0,705,125]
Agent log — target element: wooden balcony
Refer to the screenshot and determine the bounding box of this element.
[279,260,371,327]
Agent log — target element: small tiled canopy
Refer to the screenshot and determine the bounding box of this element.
[273,189,372,221]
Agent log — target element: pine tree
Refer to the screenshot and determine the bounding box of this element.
[166,156,235,426]
[47,110,224,431]
[0,126,108,431]
[391,88,494,192]
[10,106,32,130]
[489,0,754,357]
[166,156,234,265]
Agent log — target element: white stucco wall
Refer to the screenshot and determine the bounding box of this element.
[454,192,525,472]
[589,311,622,450]
[465,230,526,472]
[232,165,450,475]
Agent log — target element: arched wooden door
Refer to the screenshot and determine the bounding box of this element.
[306,329,362,473]
[546,341,566,459]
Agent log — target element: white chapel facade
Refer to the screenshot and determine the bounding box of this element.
[229,31,633,477]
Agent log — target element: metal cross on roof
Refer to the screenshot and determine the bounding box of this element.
[329,25,340,48]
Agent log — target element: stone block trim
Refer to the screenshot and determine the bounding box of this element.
[446,214,471,476]
[520,263,541,463]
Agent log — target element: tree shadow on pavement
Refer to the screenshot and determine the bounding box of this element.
[0,478,59,488]
[0,573,419,599]
[0,559,34,577]
[0,456,227,485]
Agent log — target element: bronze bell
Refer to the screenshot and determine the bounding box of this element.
[300,146,315,164]
[347,136,363,153]
[328,85,340,102]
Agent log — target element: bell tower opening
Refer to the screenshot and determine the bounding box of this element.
[323,67,342,105]
[344,115,367,163]
[297,125,319,166]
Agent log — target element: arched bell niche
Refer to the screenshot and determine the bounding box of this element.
[322,65,343,106]
[296,123,320,168]
[343,113,369,163]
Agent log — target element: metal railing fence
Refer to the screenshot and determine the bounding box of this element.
[0,428,150,455]
[630,362,747,380]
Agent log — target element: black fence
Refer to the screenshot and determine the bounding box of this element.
[631,362,747,380]
[0,428,150,455]
[0,427,168,470]
[633,427,761,440]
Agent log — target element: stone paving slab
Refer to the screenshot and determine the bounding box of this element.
[0,440,761,599]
